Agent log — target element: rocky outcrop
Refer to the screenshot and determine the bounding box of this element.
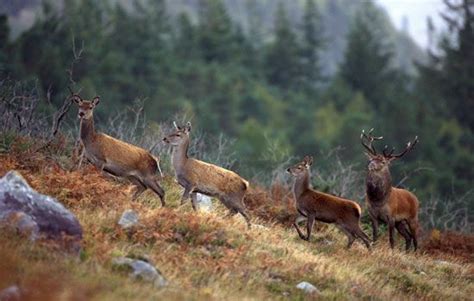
[0,171,82,250]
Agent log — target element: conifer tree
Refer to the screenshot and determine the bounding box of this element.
[339,1,394,109]
[264,1,301,90]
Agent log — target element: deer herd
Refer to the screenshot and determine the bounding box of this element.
[72,94,420,252]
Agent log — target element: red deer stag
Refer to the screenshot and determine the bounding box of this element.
[287,156,371,249]
[162,122,251,227]
[361,129,420,251]
[72,94,165,205]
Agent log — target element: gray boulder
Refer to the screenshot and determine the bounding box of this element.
[0,171,82,248]
[112,257,167,288]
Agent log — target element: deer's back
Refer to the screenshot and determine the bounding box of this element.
[85,133,157,175]
[182,158,248,196]
[298,190,361,222]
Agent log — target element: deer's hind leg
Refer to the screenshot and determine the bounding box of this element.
[129,176,147,201]
[221,195,251,228]
[407,219,419,251]
[396,221,412,251]
[337,225,356,249]
[143,176,166,206]
[352,223,371,250]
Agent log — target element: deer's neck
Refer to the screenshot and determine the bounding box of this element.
[293,170,311,200]
[366,169,392,204]
[80,118,96,144]
[172,138,190,173]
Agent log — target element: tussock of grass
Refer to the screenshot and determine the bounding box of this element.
[0,137,473,300]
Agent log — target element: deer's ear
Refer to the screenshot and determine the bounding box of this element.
[185,122,192,133]
[71,95,82,104]
[303,155,313,167]
[364,152,373,159]
[92,96,100,106]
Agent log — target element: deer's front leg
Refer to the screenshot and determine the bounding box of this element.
[181,185,194,205]
[388,219,396,249]
[369,211,379,242]
[293,223,306,240]
[305,215,315,241]
[176,175,193,205]
[190,192,198,211]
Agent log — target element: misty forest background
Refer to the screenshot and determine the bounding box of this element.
[0,0,473,231]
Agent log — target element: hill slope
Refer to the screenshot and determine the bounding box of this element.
[0,140,472,300]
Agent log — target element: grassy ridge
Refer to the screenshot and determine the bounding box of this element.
[0,139,473,300]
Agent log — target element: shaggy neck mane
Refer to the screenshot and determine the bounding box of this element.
[366,168,392,204]
[80,117,96,143]
[293,169,311,199]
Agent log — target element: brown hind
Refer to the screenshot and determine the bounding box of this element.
[72,94,165,205]
[287,156,371,249]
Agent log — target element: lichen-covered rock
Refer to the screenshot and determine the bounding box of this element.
[112,257,167,288]
[0,171,82,249]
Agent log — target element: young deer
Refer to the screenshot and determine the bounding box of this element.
[361,129,420,251]
[72,94,165,205]
[162,122,251,227]
[287,156,371,249]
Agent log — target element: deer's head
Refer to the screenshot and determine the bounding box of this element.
[71,94,100,120]
[162,121,192,146]
[287,155,313,178]
[360,129,418,173]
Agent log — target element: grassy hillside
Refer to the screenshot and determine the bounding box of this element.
[0,137,473,300]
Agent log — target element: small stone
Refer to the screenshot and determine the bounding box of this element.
[112,257,167,288]
[0,285,21,301]
[296,281,321,294]
[118,210,139,229]
[196,194,213,212]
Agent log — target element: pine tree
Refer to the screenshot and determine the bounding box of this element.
[426,0,474,131]
[0,15,10,72]
[198,0,236,63]
[264,1,301,90]
[300,0,324,93]
[339,1,395,109]
[175,13,199,60]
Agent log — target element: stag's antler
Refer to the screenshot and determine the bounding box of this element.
[384,136,419,159]
[360,128,383,155]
